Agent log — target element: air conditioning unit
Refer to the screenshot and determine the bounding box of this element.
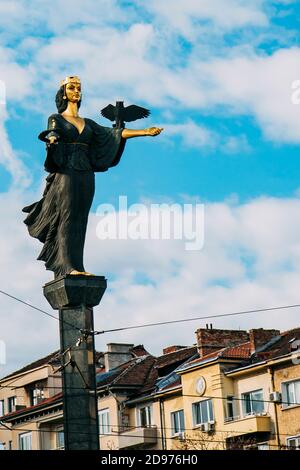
[208,421,215,431]
[200,422,215,432]
[269,392,282,403]
[256,411,267,417]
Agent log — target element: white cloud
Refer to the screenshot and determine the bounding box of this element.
[1,189,300,375]
[23,23,300,146]
[200,47,300,143]
[87,194,300,354]
[143,0,268,40]
[0,0,130,39]
[161,120,250,153]
[0,0,298,147]
[162,120,215,149]
[0,46,33,102]
[0,107,31,188]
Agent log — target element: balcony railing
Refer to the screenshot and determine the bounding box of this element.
[117,426,158,449]
[224,413,271,435]
[224,411,268,423]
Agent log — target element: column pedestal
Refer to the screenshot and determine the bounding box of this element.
[43,275,107,450]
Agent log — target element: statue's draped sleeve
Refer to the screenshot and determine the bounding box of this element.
[87,119,126,172]
[41,115,126,173]
[42,114,66,173]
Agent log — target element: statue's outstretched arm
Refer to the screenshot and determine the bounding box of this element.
[121,127,163,139]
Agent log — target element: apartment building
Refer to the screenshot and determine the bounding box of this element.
[0,327,299,450]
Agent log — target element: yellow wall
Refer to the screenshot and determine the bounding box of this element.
[274,362,300,448]
[98,394,120,450]
[124,400,162,450]
[160,361,279,450]
[160,393,184,450]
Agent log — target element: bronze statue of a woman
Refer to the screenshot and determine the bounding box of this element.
[23,76,163,277]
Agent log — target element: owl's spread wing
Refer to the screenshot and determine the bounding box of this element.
[101,104,116,121]
[123,105,150,122]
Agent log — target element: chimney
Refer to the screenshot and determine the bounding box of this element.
[104,343,134,371]
[249,329,280,354]
[163,345,187,355]
[196,328,249,357]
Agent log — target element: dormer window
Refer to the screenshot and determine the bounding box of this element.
[8,396,16,413]
[30,385,45,406]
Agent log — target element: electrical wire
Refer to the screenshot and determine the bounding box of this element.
[61,419,300,439]
[1,386,299,437]
[1,288,299,336]
[93,303,300,335]
[0,289,299,449]
[0,382,299,407]
[0,289,84,333]
[0,423,290,449]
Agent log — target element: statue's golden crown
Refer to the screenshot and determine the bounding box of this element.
[60,76,81,87]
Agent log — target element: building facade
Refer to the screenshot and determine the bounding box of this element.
[0,328,299,450]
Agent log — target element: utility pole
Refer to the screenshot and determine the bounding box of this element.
[44,275,107,450]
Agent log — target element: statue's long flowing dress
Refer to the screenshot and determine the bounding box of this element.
[23,114,125,277]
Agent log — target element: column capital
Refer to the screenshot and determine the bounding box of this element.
[43,274,107,309]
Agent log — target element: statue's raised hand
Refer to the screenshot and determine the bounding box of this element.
[146,127,164,137]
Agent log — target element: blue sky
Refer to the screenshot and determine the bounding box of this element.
[1,1,300,204]
[1,0,300,374]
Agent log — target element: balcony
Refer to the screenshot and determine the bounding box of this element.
[224,413,271,436]
[118,426,158,449]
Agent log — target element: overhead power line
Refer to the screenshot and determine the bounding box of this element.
[0,423,290,449]
[1,288,299,336]
[0,379,299,409]
[0,289,85,333]
[93,303,300,335]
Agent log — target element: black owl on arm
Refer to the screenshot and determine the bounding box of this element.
[101,101,151,129]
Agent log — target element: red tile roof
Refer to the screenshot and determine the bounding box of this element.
[155,346,197,370]
[1,393,62,421]
[1,350,105,381]
[178,342,252,370]
[130,345,150,357]
[255,328,300,360]
[221,342,251,359]
[1,351,60,380]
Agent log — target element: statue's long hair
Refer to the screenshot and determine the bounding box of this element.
[55,85,82,113]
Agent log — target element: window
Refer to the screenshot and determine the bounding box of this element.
[7,396,16,413]
[0,400,4,416]
[192,400,214,426]
[257,443,269,450]
[287,435,300,450]
[138,405,152,427]
[244,442,269,450]
[226,396,238,421]
[171,410,185,436]
[30,387,45,406]
[242,389,264,416]
[56,430,64,450]
[282,380,300,408]
[19,432,32,450]
[98,409,110,435]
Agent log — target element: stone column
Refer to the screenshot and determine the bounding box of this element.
[43,275,107,450]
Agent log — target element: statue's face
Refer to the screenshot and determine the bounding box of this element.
[65,82,81,103]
